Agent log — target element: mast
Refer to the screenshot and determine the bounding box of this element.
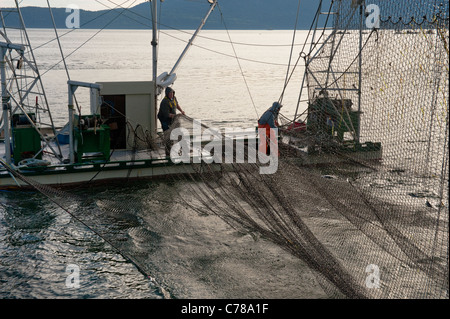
[357,1,363,143]
[150,0,217,138]
[151,0,158,139]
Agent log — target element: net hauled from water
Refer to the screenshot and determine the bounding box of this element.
[165,0,450,298]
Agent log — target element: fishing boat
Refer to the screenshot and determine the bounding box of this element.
[0,0,255,189]
[1,0,446,190]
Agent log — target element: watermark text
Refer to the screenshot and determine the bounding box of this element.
[65,4,80,29]
[169,120,279,175]
[65,264,80,288]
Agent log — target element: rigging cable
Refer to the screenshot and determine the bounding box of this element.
[46,0,82,116]
[279,0,302,106]
[323,29,377,91]
[95,0,300,67]
[217,2,259,120]
[40,0,139,77]
[276,0,324,127]
[161,31,293,67]
[32,0,297,69]
[280,0,334,125]
[101,0,308,47]
[101,0,298,66]
[33,0,133,51]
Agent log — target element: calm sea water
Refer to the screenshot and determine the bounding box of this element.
[1,29,320,299]
[28,28,308,129]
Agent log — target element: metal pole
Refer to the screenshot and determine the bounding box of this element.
[151,0,158,86]
[1,43,24,165]
[68,83,76,164]
[1,49,11,165]
[357,2,363,143]
[151,0,158,138]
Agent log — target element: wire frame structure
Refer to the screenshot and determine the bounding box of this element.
[1,3,62,164]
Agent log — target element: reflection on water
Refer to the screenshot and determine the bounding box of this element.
[0,188,161,299]
[1,179,331,299]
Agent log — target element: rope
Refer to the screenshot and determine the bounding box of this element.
[41,0,139,77]
[217,2,259,120]
[46,0,82,116]
[280,0,303,105]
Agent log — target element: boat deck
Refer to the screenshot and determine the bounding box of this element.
[0,130,258,189]
[0,137,169,165]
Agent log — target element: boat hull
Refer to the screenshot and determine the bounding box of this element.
[0,160,220,190]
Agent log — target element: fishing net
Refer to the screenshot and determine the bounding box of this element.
[161,0,449,298]
[289,0,449,298]
[1,0,448,299]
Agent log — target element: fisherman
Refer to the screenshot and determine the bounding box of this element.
[157,87,185,131]
[258,101,282,155]
[157,87,185,156]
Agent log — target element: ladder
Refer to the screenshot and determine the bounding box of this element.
[294,0,362,142]
[0,3,62,164]
[293,0,338,121]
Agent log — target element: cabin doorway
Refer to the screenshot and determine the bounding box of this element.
[101,95,127,149]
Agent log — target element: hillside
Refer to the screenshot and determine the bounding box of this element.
[3,0,326,30]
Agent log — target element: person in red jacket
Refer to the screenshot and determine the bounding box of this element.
[258,102,282,155]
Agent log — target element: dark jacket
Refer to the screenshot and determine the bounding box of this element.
[158,88,178,131]
[258,102,282,128]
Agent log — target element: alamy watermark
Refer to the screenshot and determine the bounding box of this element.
[65,4,80,29]
[169,120,279,175]
[365,4,380,29]
[365,264,380,289]
[65,264,80,288]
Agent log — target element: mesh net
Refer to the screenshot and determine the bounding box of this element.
[291,0,449,298]
[162,0,449,298]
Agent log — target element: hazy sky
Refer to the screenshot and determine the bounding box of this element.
[3,0,149,11]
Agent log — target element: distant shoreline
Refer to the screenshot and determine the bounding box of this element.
[2,2,322,30]
[24,27,306,31]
